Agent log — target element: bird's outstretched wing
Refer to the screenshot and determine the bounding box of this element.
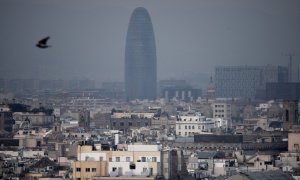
[36,36,51,48]
[39,36,50,45]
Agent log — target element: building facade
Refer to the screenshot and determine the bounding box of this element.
[175,112,224,137]
[110,112,155,134]
[0,107,14,133]
[215,65,288,98]
[161,87,202,102]
[73,144,163,179]
[212,103,231,119]
[125,7,157,101]
[13,112,54,127]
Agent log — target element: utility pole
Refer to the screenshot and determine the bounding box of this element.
[282,53,295,82]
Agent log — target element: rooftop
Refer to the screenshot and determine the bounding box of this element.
[237,170,294,180]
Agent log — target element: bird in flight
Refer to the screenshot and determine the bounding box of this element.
[36,36,51,48]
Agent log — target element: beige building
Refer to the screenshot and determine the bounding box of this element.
[245,154,277,172]
[25,172,43,180]
[13,128,48,148]
[73,161,108,179]
[72,144,163,180]
[111,112,155,119]
[73,145,111,180]
[151,113,175,130]
[288,133,300,152]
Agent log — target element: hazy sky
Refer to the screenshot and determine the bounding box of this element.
[0,0,299,85]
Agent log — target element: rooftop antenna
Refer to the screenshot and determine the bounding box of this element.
[282,53,295,82]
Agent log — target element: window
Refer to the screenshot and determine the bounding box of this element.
[130,164,136,169]
[120,122,124,126]
[192,126,194,129]
[179,132,181,135]
[92,168,96,172]
[185,126,187,129]
[152,157,157,162]
[189,126,191,129]
[116,157,120,162]
[128,122,132,126]
[86,168,90,172]
[137,122,141,126]
[145,122,148,126]
[99,156,103,161]
[294,144,299,151]
[126,157,130,162]
[76,168,81,172]
[143,168,147,172]
[185,132,187,136]
[179,125,181,130]
[141,157,146,162]
[112,122,116,126]
[85,156,89,161]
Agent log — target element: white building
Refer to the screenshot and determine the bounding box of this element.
[212,102,231,120]
[208,117,227,129]
[109,144,161,177]
[213,102,231,129]
[176,112,226,137]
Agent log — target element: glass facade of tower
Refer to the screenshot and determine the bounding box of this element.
[215,66,261,98]
[125,7,157,101]
[215,65,288,98]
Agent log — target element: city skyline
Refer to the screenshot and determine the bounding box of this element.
[0,0,299,86]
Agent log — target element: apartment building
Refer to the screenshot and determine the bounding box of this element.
[110,112,155,134]
[72,144,164,179]
[176,112,225,137]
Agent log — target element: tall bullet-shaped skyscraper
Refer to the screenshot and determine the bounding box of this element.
[125,7,157,101]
